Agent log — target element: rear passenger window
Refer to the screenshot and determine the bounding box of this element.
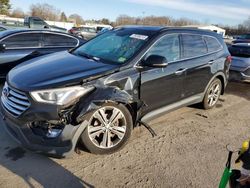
[43,33,78,47]
[145,34,180,62]
[182,34,207,58]
[3,33,41,48]
[204,36,222,53]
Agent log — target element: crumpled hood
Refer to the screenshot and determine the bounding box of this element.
[8,51,119,91]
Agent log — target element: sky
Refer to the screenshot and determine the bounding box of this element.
[10,0,250,26]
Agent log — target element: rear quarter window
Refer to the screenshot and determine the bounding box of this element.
[204,36,222,53]
[182,34,207,58]
[43,33,78,47]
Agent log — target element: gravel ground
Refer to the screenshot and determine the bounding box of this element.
[0,82,249,188]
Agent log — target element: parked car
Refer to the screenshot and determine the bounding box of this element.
[229,43,250,82]
[1,16,67,33]
[0,29,85,78]
[232,33,250,44]
[0,24,8,32]
[0,26,231,157]
[95,25,113,33]
[98,27,112,35]
[76,26,97,40]
[68,27,82,35]
[24,17,67,32]
[68,26,97,40]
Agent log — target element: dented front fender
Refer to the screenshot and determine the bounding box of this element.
[74,68,142,123]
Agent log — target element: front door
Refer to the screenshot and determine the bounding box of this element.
[139,33,186,114]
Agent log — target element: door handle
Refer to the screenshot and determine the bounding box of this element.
[208,60,214,65]
[175,68,187,75]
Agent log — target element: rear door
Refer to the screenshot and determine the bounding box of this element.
[0,32,42,77]
[180,34,214,98]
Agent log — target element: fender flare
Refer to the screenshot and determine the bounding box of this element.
[203,72,227,97]
[75,87,135,123]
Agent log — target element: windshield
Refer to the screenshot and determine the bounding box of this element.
[73,29,150,64]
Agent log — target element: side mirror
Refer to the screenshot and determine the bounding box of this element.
[143,55,168,68]
[0,43,6,52]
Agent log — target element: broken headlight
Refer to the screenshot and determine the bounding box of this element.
[30,85,94,105]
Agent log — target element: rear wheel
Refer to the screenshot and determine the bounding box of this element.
[80,103,133,154]
[203,78,222,109]
[77,33,84,39]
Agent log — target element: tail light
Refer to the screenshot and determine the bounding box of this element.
[226,55,232,64]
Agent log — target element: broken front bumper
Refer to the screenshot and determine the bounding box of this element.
[0,104,88,158]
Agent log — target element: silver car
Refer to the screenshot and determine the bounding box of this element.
[229,43,250,82]
[77,27,97,40]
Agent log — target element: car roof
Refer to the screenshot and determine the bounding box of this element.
[116,25,222,38]
[0,29,74,39]
[117,25,165,31]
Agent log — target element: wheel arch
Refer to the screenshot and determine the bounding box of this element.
[204,72,226,96]
[216,74,225,95]
[74,87,139,126]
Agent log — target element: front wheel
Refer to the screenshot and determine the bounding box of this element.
[80,103,133,154]
[203,78,222,110]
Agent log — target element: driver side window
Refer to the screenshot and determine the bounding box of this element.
[145,34,180,63]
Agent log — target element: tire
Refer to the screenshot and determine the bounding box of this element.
[77,34,84,39]
[80,102,133,154]
[202,78,222,110]
[80,35,85,40]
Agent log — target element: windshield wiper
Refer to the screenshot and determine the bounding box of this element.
[77,52,100,62]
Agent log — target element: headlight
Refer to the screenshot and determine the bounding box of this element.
[30,85,94,105]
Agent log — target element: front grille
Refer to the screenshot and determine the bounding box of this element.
[1,83,30,117]
[243,67,250,76]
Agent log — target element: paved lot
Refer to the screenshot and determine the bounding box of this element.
[0,82,249,188]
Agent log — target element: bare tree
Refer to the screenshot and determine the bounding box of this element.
[115,15,137,26]
[10,8,25,18]
[243,16,250,30]
[60,12,67,22]
[68,14,84,25]
[0,0,11,15]
[115,15,199,27]
[173,17,199,26]
[30,3,60,21]
[219,17,250,35]
[100,18,110,25]
[141,16,172,26]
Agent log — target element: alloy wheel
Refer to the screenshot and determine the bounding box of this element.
[87,106,127,149]
[207,82,221,107]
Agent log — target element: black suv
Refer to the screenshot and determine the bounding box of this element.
[0,26,231,157]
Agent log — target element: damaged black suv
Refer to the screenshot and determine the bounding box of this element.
[1,26,231,157]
